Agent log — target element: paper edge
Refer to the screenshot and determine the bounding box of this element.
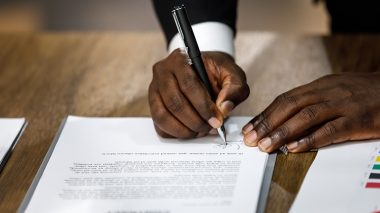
[256,153,277,213]
[0,119,27,172]
[18,117,68,213]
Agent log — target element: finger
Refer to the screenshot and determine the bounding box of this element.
[216,83,250,118]
[154,124,174,138]
[242,75,346,135]
[203,53,249,117]
[242,114,263,134]
[242,83,318,127]
[243,90,325,146]
[254,74,352,126]
[172,52,224,128]
[243,91,320,134]
[149,83,197,139]
[254,102,339,152]
[286,117,349,152]
[157,72,211,134]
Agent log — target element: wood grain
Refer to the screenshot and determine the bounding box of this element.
[0,33,378,213]
[0,33,164,212]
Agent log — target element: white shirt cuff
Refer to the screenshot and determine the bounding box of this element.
[168,22,235,58]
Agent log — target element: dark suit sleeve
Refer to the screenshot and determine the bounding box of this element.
[325,0,380,33]
[152,0,238,45]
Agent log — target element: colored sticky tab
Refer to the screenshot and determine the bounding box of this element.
[374,164,380,170]
[366,182,380,188]
[369,173,380,179]
[376,156,380,162]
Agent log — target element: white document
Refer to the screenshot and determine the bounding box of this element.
[0,118,25,169]
[291,140,380,213]
[23,116,269,213]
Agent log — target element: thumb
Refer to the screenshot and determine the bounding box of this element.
[216,83,250,118]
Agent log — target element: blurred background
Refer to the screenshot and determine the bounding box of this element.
[0,0,328,33]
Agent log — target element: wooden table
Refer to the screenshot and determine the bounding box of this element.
[0,33,379,213]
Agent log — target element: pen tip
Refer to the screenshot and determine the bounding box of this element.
[217,125,227,143]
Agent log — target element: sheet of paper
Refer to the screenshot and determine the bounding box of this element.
[23,116,268,213]
[290,140,380,213]
[0,118,25,168]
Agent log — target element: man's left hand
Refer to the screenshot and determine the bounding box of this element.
[242,72,380,153]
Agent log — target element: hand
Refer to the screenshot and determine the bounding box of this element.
[242,72,380,153]
[149,49,249,139]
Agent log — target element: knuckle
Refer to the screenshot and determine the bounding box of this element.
[172,48,181,54]
[272,125,290,141]
[239,84,251,102]
[301,135,316,149]
[174,51,190,67]
[322,122,338,137]
[256,119,273,134]
[336,82,354,97]
[169,48,182,59]
[250,114,264,128]
[300,106,319,121]
[274,93,298,107]
[166,94,185,113]
[152,62,162,75]
[181,75,199,91]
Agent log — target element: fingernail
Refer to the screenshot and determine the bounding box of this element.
[259,137,272,150]
[244,130,257,146]
[242,123,254,134]
[208,117,222,128]
[287,141,298,150]
[220,101,234,118]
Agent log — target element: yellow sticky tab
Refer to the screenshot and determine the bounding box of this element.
[376,156,380,162]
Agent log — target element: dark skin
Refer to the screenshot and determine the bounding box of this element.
[242,71,380,152]
[149,50,380,152]
[149,49,249,138]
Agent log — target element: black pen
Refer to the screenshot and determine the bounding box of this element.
[172,5,226,143]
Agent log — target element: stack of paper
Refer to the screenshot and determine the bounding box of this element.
[21,116,272,213]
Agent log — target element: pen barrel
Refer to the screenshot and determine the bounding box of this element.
[191,56,216,102]
[173,5,216,101]
[174,6,201,58]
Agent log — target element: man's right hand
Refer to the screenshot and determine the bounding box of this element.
[149,49,250,139]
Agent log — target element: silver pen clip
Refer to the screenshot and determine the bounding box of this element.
[172,9,190,62]
[172,10,185,43]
